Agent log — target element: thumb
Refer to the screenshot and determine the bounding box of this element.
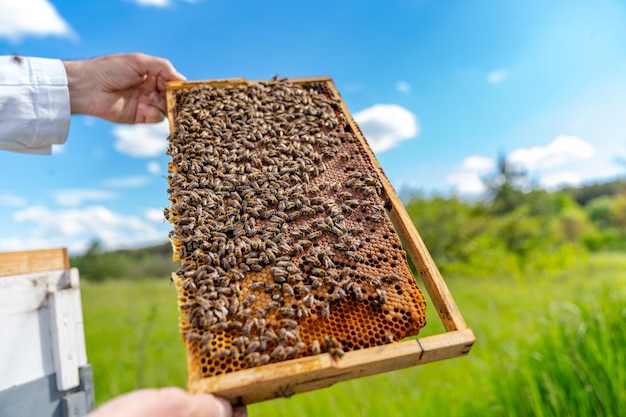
[188,394,233,417]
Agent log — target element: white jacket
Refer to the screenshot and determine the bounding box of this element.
[0,56,70,154]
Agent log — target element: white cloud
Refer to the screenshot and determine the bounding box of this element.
[0,0,74,42]
[52,189,117,207]
[447,135,597,194]
[102,176,151,188]
[112,120,170,158]
[145,208,165,223]
[9,205,166,253]
[0,193,27,207]
[395,81,411,94]
[353,104,419,153]
[462,156,494,172]
[147,161,162,175]
[541,171,583,190]
[487,69,507,84]
[447,156,494,194]
[447,171,486,194]
[509,135,595,170]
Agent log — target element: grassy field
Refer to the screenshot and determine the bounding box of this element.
[81,252,626,416]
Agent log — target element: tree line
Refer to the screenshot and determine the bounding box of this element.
[407,156,626,277]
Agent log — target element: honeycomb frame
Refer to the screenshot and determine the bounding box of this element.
[165,77,474,405]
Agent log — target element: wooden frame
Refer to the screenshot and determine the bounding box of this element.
[166,77,475,404]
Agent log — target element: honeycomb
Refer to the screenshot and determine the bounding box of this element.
[165,79,427,380]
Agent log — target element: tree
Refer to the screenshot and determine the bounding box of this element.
[482,153,530,215]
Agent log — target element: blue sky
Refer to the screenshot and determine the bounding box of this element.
[1,0,625,254]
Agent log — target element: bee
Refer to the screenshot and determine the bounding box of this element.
[245,352,261,365]
[321,302,331,319]
[243,318,258,335]
[376,288,387,304]
[242,294,257,307]
[250,281,264,290]
[303,294,315,308]
[370,213,385,222]
[282,283,295,297]
[264,301,281,314]
[370,278,382,288]
[284,346,298,358]
[210,321,229,332]
[214,349,231,359]
[271,345,287,361]
[270,266,288,277]
[304,255,321,267]
[247,339,261,354]
[311,340,321,355]
[228,297,240,316]
[279,306,296,318]
[233,336,249,347]
[217,287,232,296]
[328,347,345,358]
[322,254,336,268]
[279,318,298,328]
[333,287,347,299]
[279,328,298,341]
[296,304,309,318]
[228,321,243,330]
[353,286,364,302]
[346,251,363,262]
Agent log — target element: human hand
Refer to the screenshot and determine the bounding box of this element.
[86,387,247,417]
[63,53,185,124]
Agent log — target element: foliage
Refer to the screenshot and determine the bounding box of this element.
[71,241,178,281]
[405,193,590,278]
[563,179,623,206]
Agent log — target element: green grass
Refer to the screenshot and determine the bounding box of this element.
[81,253,626,415]
[81,279,186,399]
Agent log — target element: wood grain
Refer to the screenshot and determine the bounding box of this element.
[0,248,69,278]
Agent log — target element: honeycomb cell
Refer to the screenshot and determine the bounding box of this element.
[166,79,427,379]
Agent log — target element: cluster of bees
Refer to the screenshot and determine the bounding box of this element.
[166,80,427,377]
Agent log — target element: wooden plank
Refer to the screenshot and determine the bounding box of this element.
[0,307,55,391]
[0,248,69,278]
[188,329,474,404]
[0,270,71,317]
[49,286,87,391]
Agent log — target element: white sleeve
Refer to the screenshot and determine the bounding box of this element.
[0,56,71,155]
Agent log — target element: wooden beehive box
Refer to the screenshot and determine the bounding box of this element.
[0,248,94,416]
[165,77,475,405]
